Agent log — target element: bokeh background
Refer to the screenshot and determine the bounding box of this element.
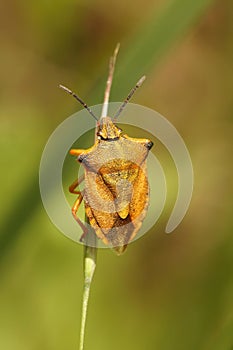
[1,0,233,349]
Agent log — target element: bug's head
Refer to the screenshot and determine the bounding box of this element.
[97,116,122,140]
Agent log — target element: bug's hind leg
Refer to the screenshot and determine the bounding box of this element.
[69,175,88,241]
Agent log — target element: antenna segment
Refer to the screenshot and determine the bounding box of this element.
[59,84,98,121]
[113,75,146,120]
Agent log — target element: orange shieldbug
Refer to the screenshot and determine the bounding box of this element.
[60,45,153,254]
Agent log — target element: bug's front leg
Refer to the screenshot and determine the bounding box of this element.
[69,175,88,242]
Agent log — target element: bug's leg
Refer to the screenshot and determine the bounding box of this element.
[69,174,84,194]
[71,193,89,241]
[69,175,88,241]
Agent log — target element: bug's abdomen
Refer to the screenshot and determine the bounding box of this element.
[83,159,149,249]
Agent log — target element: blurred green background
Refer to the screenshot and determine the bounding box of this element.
[1,0,233,349]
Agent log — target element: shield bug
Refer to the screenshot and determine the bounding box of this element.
[59,44,153,254]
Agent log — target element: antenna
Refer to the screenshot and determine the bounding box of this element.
[59,84,98,121]
[101,43,120,118]
[113,75,146,120]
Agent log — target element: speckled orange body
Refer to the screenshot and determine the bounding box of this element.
[70,117,153,254]
[62,45,153,254]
